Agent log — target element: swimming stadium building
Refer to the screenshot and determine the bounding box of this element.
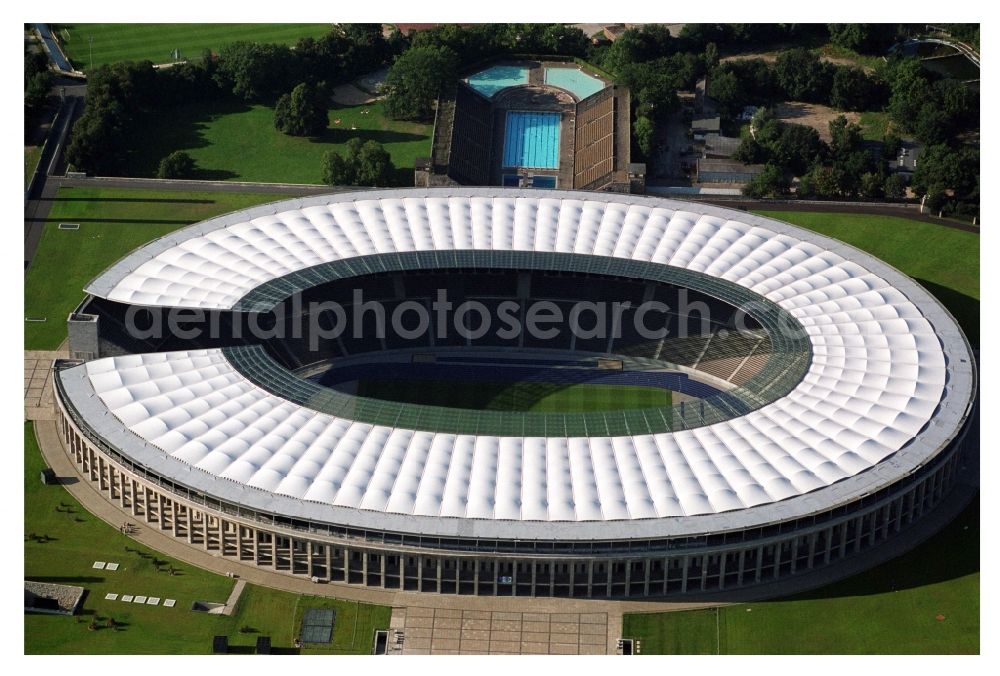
[55,189,977,598]
[417,61,639,192]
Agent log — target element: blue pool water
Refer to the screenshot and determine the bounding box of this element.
[544,67,606,100]
[466,65,529,98]
[502,111,561,169]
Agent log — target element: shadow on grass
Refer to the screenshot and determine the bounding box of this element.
[308,128,428,146]
[191,168,240,181]
[916,278,980,348]
[43,197,216,204]
[788,492,979,601]
[123,99,254,177]
[32,217,194,225]
[27,576,106,584]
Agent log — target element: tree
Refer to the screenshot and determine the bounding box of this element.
[601,25,676,75]
[25,45,52,131]
[911,144,979,200]
[733,137,765,164]
[774,48,834,102]
[827,24,902,54]
[769,123,827,175]
[704,42,719,71]
[883,173,906,199]
[274,82,328,136]
[882,133,902,161]
[859,171,884,198]
[356,139,394,186]
[157,151,196,179]
[383,45,459,121]
[742,163,786,198]
[797,162,839,198]
[321,137,394,186]
[634,116,655,159]
[830,67,883,112]
[539,24,590,56]
[828,115,863,158]
[706,68,743,116]
[214,41,299,102]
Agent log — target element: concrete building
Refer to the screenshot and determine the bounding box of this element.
[55,189,977,599]
[695,158,765,184]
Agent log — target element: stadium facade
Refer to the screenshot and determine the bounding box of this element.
[56,189,976,598]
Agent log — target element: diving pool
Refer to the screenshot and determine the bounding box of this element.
[467,65,529,98]
[544,67,606,100]
[502,111,561,169]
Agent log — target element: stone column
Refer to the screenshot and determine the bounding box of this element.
[681,556,690,593]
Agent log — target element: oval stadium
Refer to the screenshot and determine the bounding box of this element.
[53,188,977,599]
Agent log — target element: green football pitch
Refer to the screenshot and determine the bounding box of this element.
[356,379,672,413]
[55,24,333,71]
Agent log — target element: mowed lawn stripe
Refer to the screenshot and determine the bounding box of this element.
[57,23,333,70]
[623,496,979,654]
[356,379,671,413]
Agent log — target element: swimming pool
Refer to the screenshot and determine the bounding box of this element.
[544,67,606,100]
[466,65,529,98]
[502,111,561,169]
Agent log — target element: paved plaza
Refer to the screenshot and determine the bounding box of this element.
[387,607,608,655]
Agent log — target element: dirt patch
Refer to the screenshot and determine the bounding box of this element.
[773,102,860,142]
[722,50,869,72]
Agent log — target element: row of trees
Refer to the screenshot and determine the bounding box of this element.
[740,111,979,212]
[709,48,888,116]
[321,137,394,186]
[742,114,895,199]
[885,57,977,146]
[66,25,398,175]
[25,46,52,135]
[710,49,978,146]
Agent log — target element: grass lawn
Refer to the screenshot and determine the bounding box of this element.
[357,379,672,413]
[24,421,390,654]
[858,111,896,141]
[121,99,431,186]
[25,145,43,189]
[291,596,392,654]
[623,495,979,654]
[24,187,282,350]
[753,211,979,345]
[814,42,886,72]
[54,24,333,71]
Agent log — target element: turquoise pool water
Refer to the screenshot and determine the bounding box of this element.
[467,65,529,98]
[502,111,561,169]
[544,67,606,100]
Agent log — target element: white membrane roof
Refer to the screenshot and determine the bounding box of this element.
[66,189,975,536]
